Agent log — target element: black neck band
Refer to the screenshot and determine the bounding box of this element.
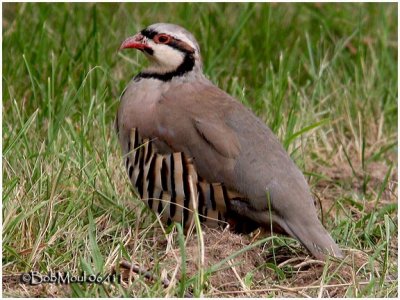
[135,53,195,82]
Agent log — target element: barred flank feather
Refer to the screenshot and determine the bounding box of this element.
[125,128,244,230]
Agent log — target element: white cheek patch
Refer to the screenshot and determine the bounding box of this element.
[155,45,185,68]
[146,41,185,73]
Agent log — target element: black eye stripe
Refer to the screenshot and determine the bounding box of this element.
[168,40,195,54]
[144,48,154,55]
[141,28,157,39]
[141,28,195,54]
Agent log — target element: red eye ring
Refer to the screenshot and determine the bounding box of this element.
[154,34,171,44]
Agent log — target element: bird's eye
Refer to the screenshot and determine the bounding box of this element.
[154,34,171,44]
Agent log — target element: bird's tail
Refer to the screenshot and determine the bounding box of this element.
[228,197,343,260]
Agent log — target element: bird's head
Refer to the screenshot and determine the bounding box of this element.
[120,23,202,80]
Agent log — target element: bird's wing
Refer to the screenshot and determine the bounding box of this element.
[192,117,240,159]
[150,80,343,260]
[148,80,245,185]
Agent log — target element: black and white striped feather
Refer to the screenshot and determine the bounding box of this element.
[124,128,248,231]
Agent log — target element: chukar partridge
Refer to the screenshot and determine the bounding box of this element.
[116,23,343,260]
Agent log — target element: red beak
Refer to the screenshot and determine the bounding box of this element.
[119,33,151,51]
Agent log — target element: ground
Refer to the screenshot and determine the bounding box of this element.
[2,2,398,297]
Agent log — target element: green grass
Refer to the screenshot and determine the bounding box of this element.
[2,2,397,297]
